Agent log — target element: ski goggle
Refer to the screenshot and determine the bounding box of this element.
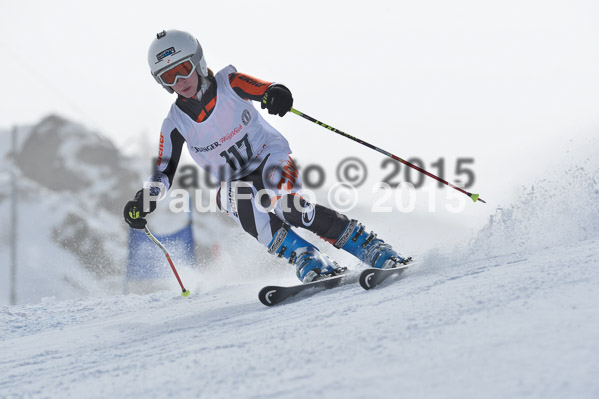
[157,59,196,86]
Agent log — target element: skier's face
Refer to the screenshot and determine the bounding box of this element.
[172,71,199,98]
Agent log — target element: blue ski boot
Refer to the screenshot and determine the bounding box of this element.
[268,224,340,283]
[334,220,405,269]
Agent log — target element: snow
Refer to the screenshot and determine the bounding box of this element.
[2,142,599,398]
[2,114,599,398]
[1,237,597,398]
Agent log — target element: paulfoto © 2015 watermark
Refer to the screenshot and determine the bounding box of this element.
[152,156,477,190]
[144,156,479,215]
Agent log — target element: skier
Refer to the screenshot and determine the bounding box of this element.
[124,29,406,283]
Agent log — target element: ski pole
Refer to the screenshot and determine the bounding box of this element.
[144,226,190,297]
[289,108,485,203]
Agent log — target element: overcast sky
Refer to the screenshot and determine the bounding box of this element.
[2,0,599,218]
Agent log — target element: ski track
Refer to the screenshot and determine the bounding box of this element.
[1,238,598,399]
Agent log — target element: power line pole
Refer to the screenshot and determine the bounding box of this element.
[9,126,18,306]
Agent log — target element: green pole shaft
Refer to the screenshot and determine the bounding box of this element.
[290,108,485,204]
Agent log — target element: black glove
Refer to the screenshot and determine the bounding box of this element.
[123,189,157,229]
[261,84,293,117]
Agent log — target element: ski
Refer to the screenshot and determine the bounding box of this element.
[259,269,357,306]
[359,257,414,290]
[258,258,414,305]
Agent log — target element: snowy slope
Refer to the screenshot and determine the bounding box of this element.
[1,143,599,398]
[0,239,597,399]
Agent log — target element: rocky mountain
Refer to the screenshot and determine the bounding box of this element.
[1,115,231,305]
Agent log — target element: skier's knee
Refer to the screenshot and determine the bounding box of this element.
[279,194,313,226]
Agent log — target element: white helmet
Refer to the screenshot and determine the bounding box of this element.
[147,29,208,93]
